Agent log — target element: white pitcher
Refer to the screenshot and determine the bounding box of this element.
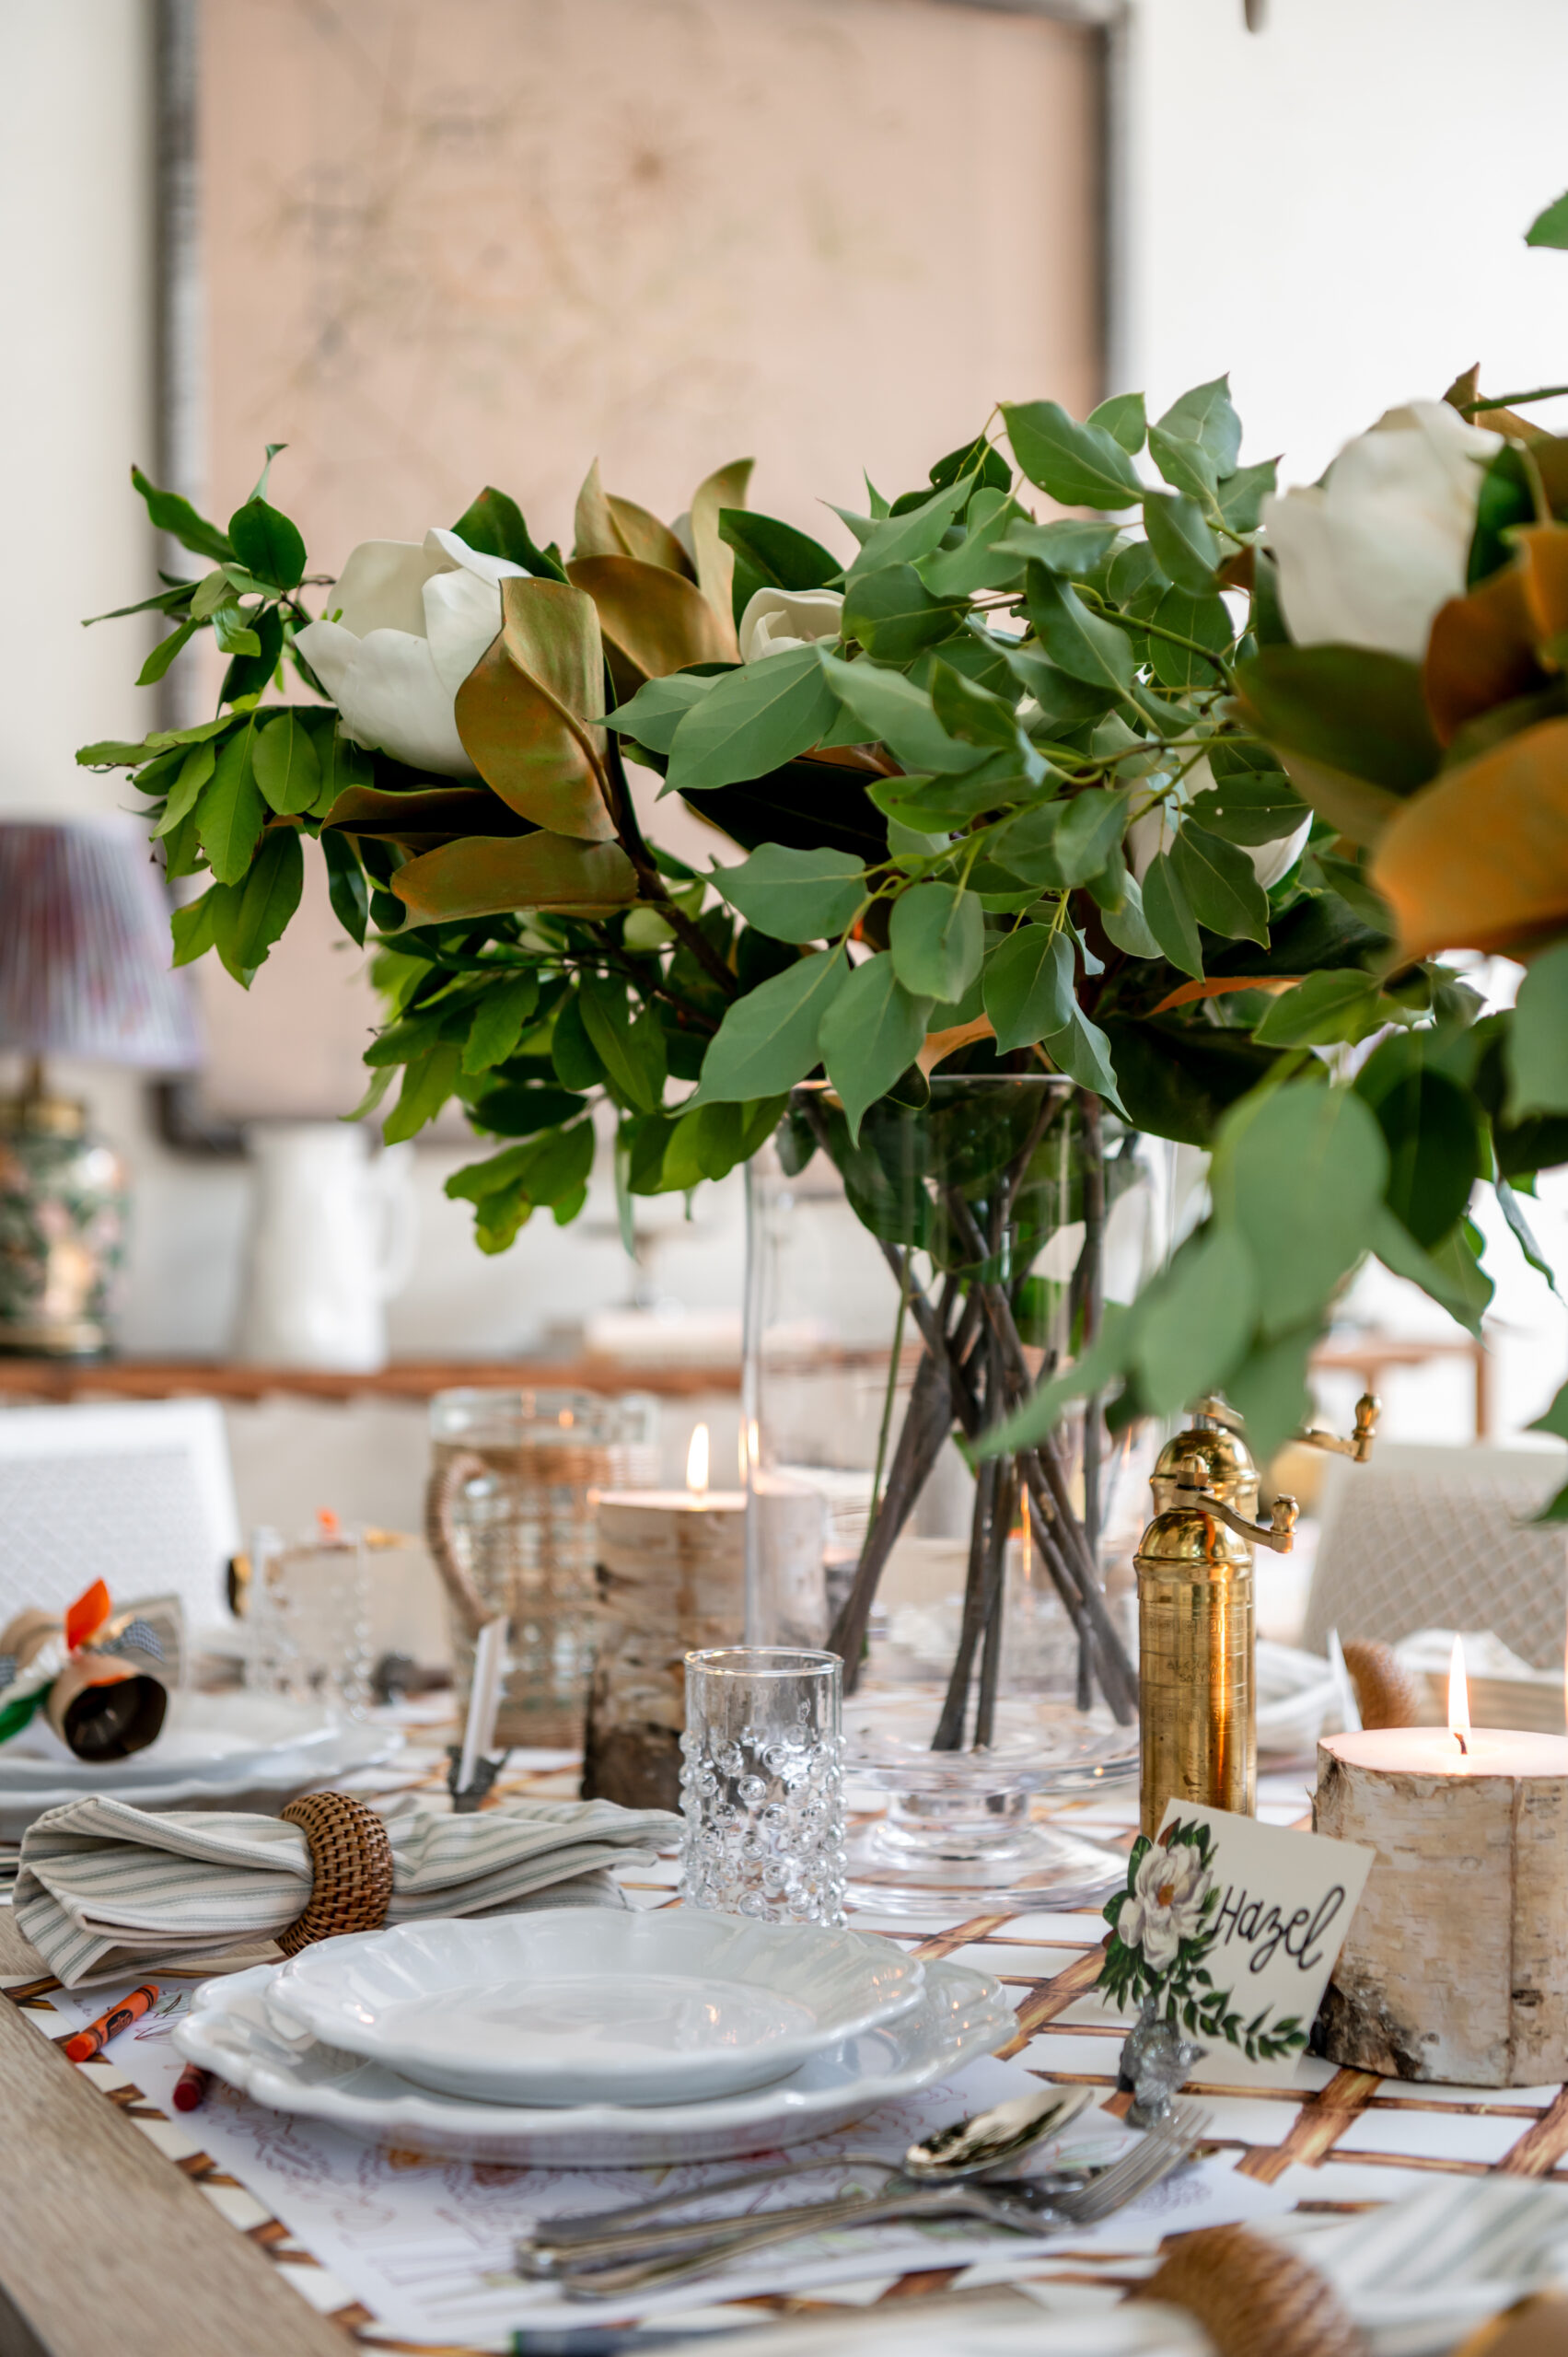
[235,1124,417,1370]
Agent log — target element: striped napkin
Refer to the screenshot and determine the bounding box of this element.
[15,1793,677,1985]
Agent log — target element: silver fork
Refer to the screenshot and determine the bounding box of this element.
[528,2104,1210,2299]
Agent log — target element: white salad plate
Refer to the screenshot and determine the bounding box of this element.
[0,1693,349,1786]
[0,1707,401,1840]
[176,1954,1013,2165]
[264,1910,927,2106]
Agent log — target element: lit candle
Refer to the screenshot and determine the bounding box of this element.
[1315,1641,1568,2085]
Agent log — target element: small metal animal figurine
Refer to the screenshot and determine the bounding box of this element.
[1118,1999,1206,2129]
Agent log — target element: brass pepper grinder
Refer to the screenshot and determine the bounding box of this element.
[1133,1393,1379,1836]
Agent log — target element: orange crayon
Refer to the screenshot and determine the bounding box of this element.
[63,1983,159,2062]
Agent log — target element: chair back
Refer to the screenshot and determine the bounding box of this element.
[1304,1441,1568,1671]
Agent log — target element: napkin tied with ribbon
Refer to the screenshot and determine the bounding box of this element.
[16,1792,677,1984]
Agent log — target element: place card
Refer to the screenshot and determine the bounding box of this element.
[1094,1802,1375,2087]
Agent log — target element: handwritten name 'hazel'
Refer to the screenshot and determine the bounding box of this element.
[1212,1883,1347,1975]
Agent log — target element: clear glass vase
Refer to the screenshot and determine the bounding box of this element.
[743,1077,1170,1916]
[427,1387,658,1748]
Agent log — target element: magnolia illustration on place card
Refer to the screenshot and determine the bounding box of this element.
[1098,1803,1375,2091]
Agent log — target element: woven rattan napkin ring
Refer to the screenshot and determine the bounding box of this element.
[276,1791,395,1957]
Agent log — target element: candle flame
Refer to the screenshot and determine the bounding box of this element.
[686,1422,710,1497]
[1448,1632,1471,1755]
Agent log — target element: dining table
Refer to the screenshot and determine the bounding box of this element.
[3,1718,1565,2357]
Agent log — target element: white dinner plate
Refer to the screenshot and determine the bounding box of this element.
[0,1692,347,1787]
[1255,1642,1340,1759]
[0,1715,401,1841]
[265,1910,926,2106]
[177,1954,1013,2165]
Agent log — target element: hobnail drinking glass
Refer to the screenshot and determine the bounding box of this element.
[679,1647,846,1926]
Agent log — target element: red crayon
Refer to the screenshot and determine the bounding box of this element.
[63,1982,159,2063]
[172,2062,212,2112]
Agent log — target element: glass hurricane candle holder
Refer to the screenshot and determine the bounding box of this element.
[679,1646,846,1926]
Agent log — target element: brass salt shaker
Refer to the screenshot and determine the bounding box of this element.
[1134,1404,1295,1837]
[1133,1392,1379,1837]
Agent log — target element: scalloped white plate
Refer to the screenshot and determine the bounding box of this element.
[0,1713,401,1840]
[265,1910,926,2105]
[176,1954,1013,2164]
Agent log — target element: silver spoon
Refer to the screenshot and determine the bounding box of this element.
[524,2083,1096,2270]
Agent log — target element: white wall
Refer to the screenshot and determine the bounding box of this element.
[1122,0,1568,477]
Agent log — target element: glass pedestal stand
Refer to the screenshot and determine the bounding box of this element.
[842,1686,1137,1917]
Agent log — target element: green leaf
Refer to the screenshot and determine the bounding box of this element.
[197,726,266,884]
[1147,588,1233,692]
[1506,939,1568,1117]
[1216,459,1278,535]
[1213,1084,1388,1337]
[1040,999,1125,1112]
[1526,189,1568,249]
[135,616,202,686]
[578,975,667,1115]
[714,844,865,943]
[1142,850,1204,977]
[970,1306,1135,1461]
[551,993,606,1091]
[321,830,369,946]
[842,563,962,661]
[250,711,323,815]
[169,888,218,967]
[450,485,568,582]
[1133,1225,1258,1416]
[1527,1376,1568,1443]
[131,465,235,563]
[1055,787,1133,887]
[1252,969,1382,1047]
[461,974,541,1074]
[1101,1017,1275,1145]
[1496,1178,1560,1295]
[209,599,261,657]
[665,644,839,795]
[220,826,303,978]
[1002,400,1144,510]
[1157,376,1242,474]
[819,956,932,1144]
[1233,644,1442,796]
[1100,865,1161,958]
[227,497,306,590]
[693,951,846,1103]
[1189,758,1308,845]
[916,489,1027,598]
[1088,391,1146,454]
[1143,492,1219,593]
[929,662,1026,751]
[983,923,1074,1051]
[1025,565,1135,692]
[1374,1206,1491,1334]
[817,651,979,774]
[718,509,842,593]
[1363,1062,1481,1247]
[467,1083,584,1140]
[1170,821,1271,947]
[383,1040,463,1144]
[889,882,984,1002]
[995,519,1120,575]
[221,604,285,703]
[151,740,216,839]
[845,477,973,585]
[1148,424,1218,504]
[606,670,718,756]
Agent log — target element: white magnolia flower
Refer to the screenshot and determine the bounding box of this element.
[1118,1841,1213,1972]
[1125,757,1311,893]
[738,586,844,662]
[1261,401,1501,663]
[294,528,528,776]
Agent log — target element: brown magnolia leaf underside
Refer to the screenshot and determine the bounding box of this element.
[1371,714,1568,960]
[571,460,693,579]
[689,456,752,650]
[1151,975,1299,1016]
[454,579,614,842]
[319,785,532,843]
[1423,564,1552,746]
[392,833,638,923]
[919,1012,995,1075]
[567,554,737,689]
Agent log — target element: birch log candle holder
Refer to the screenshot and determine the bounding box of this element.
[580,1425,746,1812]
[1315,1641,1568,2086]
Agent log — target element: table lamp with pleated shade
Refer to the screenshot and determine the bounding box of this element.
[0,819,201,1355]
